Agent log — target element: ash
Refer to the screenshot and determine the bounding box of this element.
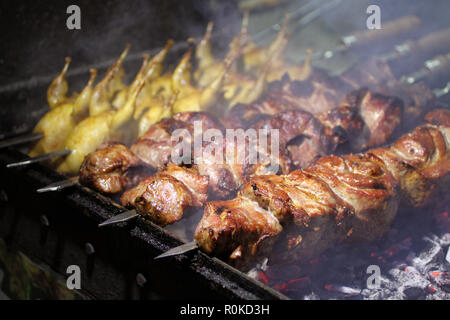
[248,200,450,300]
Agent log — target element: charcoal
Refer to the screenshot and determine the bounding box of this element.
[262,207,449,299]
[303,292,320,300]
[364,290,384,300]
[428,271,450,292]
[401,286,425,299]
[440,233,450,247]
[246,268,259,280]
[333,285,361,296]
[412,237,444,273]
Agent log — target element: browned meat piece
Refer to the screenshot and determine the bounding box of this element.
[228,78,402,157]
[227,97,296,129]
[79,142,145,194]
[116,91,400,223]
[369,123,450,207]
[253,110,343,168]
[424,108,450,126]
[277,75,345,114]
[195,150,399,265]
[193,123,293,199]
[130,118,192,168]
[123,109,319,223]
[193,137,246,200]
[121,164,208,226]
[195,197,282,267]
[173,111,225,132]
[194,111,449,268]
[273,156,397,264]
[356,89,403,148]
[315,104,363,140]
[227,71,350,129]
[164,163,209,206]
[251,110,313,147]
[340,59,397,90]
[130,112,224,168]
[342,59,435,130]
[79,111,223,198]
[251,101,371,169]
[379,82,435,127]
[305,154,398,240]
[120,128,291,226]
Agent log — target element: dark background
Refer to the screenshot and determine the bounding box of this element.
[2,0,450,87]
[0,0,240,86]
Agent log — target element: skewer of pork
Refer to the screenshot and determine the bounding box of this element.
[79,56,431,198]
[190,109,449,269]
[32,41,450,234]
[91,86,403,227]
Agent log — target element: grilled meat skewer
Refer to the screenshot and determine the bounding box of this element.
[81,75,407,195]
[42,42,449,228]
[86,87,400,226]
[194,109,450,269]
[81,99,361,194]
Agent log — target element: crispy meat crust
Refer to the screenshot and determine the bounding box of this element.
[130,112,224,168]
[121,164,208,226]
[195,111,449,267]
[79,142,144,194]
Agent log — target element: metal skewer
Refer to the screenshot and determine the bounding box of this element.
[98,209,139,227]
[37,177,79,193]
[6,149,72,168]
[154,241,199,260]
[0,132,44,149]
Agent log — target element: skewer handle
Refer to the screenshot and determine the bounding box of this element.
[402,52,450,84]
[98,209,138,227]
[342,15,421,47]
[433,82,450,98]
[154,241,198,260]
[381,27,450,62]
[415,28,450,53]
